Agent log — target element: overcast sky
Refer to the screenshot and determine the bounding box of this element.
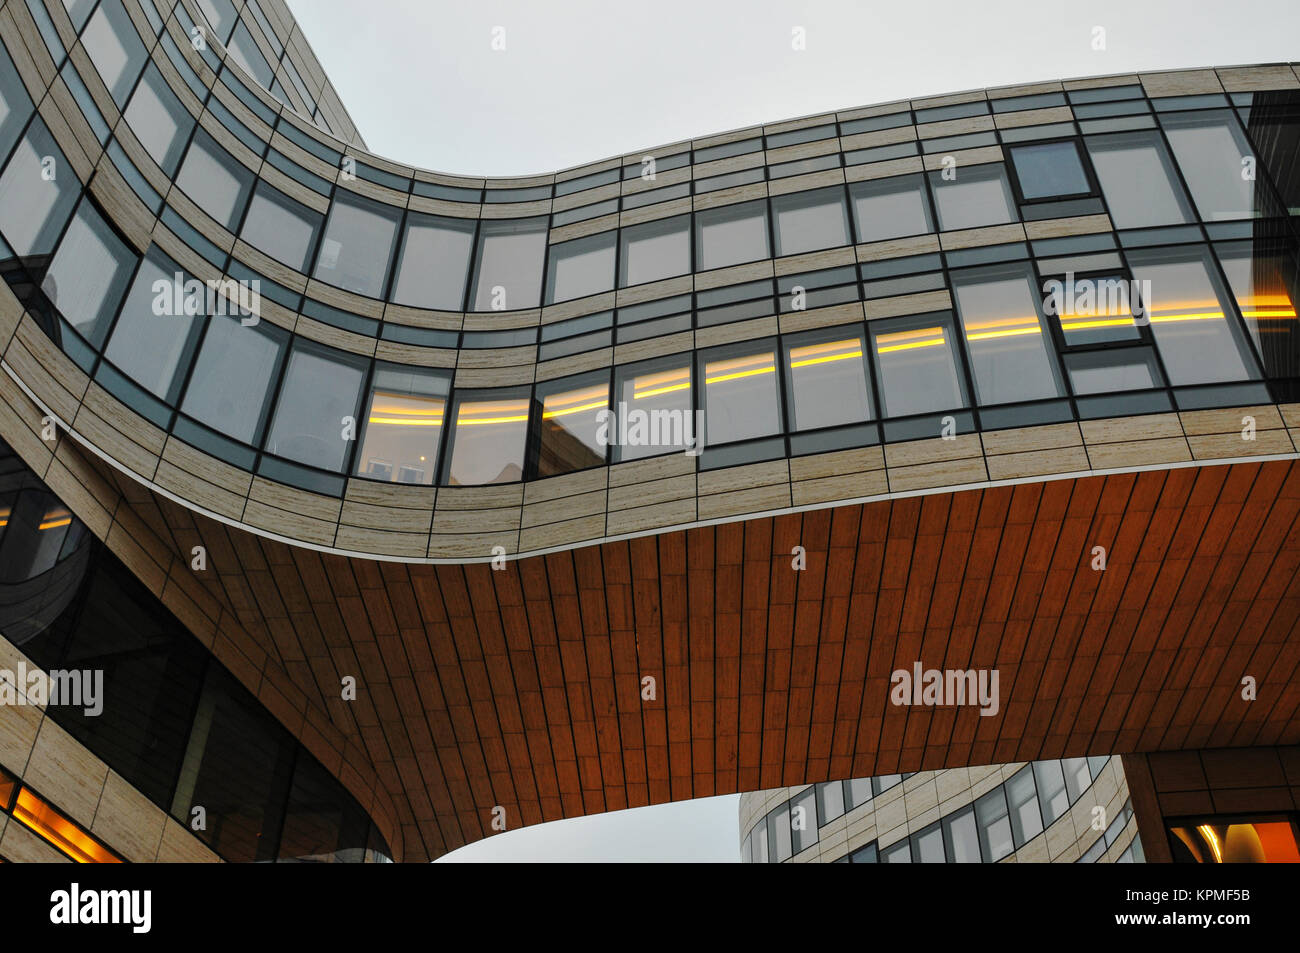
[283,0,1300,861]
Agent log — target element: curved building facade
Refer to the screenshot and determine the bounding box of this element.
[0,0,1299,861]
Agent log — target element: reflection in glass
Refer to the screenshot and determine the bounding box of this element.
[695,200,770,270]
[849,175,933,243]
[445,390,530,485]
[943,805,982,862]
[240,181,323,271]
[355,366,449,485]
[82,0,147,107]
[124,65,193,176]
[390,213,476,310]
[928,164,1016,231]
[545,231,616,304]
[869,314,966,418]
[1214,239,1300,379]
[1009,141,1091,200]
[1006,765,1044,846]
[771,187,850,257]
[313,191,402,298]
[180,314,287,443]
[40,199,134,347]
[175,128,254,230]
[535,372,608,477]
[0,119,77,256]
[1162,111,1266,221]
[784,329,872,430]
[470,218,548,311]
[1064,348,1163,395]
[619,215,690,287]
[265,341,365,472]
[975,786,1013,862]
[701,344,780,446]
[1085,131,1194,229]
[614,358,692,462]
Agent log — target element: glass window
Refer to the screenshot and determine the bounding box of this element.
[619,215,689,287]
[175,128,254,230]
[227,21,274,89]
[613,357,693,462]
[1241,91,1300,214]
[880,839,912,863]
[1064,348,1164,396]
[101,247,205,403]
[313,192,402,298]
[1125,245,1261,385]
[535,371,609,478]
[180,314,287,444]
[764,806,790,863]
[752,819,769,863]
[40,198,134,347]
[81,0,146,107]
[264,341,366,472]
[123,64,193,176]
[1085,131,1194,229]
[849,842,878,863]
[695,200,770,271]
[872,773,903,795]
[845,778,872,810]
[1214,238,1300,379]
[443,388,530,485]
[1006,765,1044,847]
[277,752,370,862]
[0,41,33,161]
[869,313,967,418]
[195,0,238,42]
[784,327,872,431]
[390,213,475,310]
[1162,111,1265,221]
[62,0,97,31]
[790,788,817,854]
[355,365,450,485]
[469,217,548,311]
[849,175,934,243]
[911,821,945,862]
[545,231,615,304]
[1009,140,1092,200]
[240,181,323,271]
[1050,271,1144,346]
[928,164,1016,231]
[771,187,850,257]
[0,118,78,256]
[951,264,1064,405]
[942,804,982,862]
[975,786,1013,861]
[815,780,845,825]
[1033,760,1070,827]
[700,341,781,446]
[1062,757,1093,803]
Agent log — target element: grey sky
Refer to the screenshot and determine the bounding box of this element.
[283,0,1299,861]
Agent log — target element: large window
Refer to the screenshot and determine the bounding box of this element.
[951,264,1064,406]
[1033,760,1070,827]
[179,314,287,444]
[313,191,402,298]
[700,341,782,446]
[869,313,967,418]
[0,41,33,161]
[1006,765,1044,846]
[175,128,254,230]
[1085,131,1194,229]
[695,200,770,270]
[240,181,323,271]
[771,187,851,257]
[619,215,690,287]
[783,327,873,430]
[975,786,1013,862]
[534,371,609,477]
[1162,110,1269,221]
[928,164,1016,231]
[40,198,135,348]
[613,357,693,462]
[1008,140,1092,200]
[790,788,817,854]
[1125,245,1261,386]
[1214,238,1300,380]
[81,0,146,107]
[390,213,476,310]
[469,218,548,311]
[849,175,934,243]
[545,231,616,304]
[443,387,531,485]
[264,341,366,472]
[942,805,982,862]
[123,65,193,176]
[355,365,450,485]
[0,119,78,256]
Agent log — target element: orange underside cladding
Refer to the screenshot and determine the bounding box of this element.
[96,453,1300,861]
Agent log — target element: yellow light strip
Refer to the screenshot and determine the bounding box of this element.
[543,399,608,419]
[1197,824,1223,863]
[634,382,691,400]
[966,326,1043,342]
[962,315,1040,331]
[790,338,861,359]
[706,366,775,385]
[368,416,442,426]
[876,327,946,354]
[1060,317,1139,331]
[790,349,863,368]
[39,509,71,531]
[544,386,608,410]
[457,415,530,426]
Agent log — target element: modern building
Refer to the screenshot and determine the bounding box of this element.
[0,0,1298,863]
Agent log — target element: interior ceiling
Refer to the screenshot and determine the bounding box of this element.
[74,446,1300,861]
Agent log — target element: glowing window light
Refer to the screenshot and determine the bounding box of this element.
[632,368,690,400]
[13,788,120,864]
[455,400,530,426]
[38,509,72,531]
[705,352,776,385]
[876,327,946,353]
[542,385,608,420]
[789,338,863,368]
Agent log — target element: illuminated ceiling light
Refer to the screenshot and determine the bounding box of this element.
[38,509,71,531]
[876,327,946,353]
[368,416,443,426]
[1197,824,1223,863]
[705,365,775,385]
[965,326,1043,341]
[790,349,863,368]
[542,399,608,419]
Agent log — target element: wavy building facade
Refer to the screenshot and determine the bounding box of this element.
[0,0,1299,862]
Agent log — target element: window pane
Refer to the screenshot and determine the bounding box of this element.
[768,804,792,860]
[849,842,877,863]
[911,821,945,862]
[1126,245,1261,385]
[41,198,134,347]
[1062,757,1093,803]
[845,778,872,810]
[0,41,33,161]
[124,65,193,176]
[613,358,693,462]
[1241,91,1300,214]
[181,314,286,444]
[1033,760,1070,827]
[102,248,205,403]
[1085,131,1194,228]
[1050,272,1145,345]
[701,342,780,446]
[772,187,850,257]
[975,786,1013,861]
[870,314,967,418]
[1006,765,1044,846]
[390,213,475,310]
[240,181,323,271]
[942,805,982,862]
[469,218,547,311]
[175,128,254,230]
[784,328,872,430]
[82,0,146,107]
[752,821,769,863]
[277,753,370,862]
[815,780,845,825]
[1064,348,1163,396]
[356,365,449,485]
[619,215,689,287]
[929,164,1016,231]
[850,175,933,243]
[444,389,530,485]
[227,21,273,89]
[264,341,366,472]
[1214,238,1300,379]
[1009,141,1091,199]
[695,200,770,270]
[195,0,238,42]
[880,839,912,863]
[545,231,615,304]
[312,192,402,298]
[952,264,1064,405]
[1162,111,1264,221]
[536,371,608,477]
[0,118,78,256]
[790,788,817,854]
